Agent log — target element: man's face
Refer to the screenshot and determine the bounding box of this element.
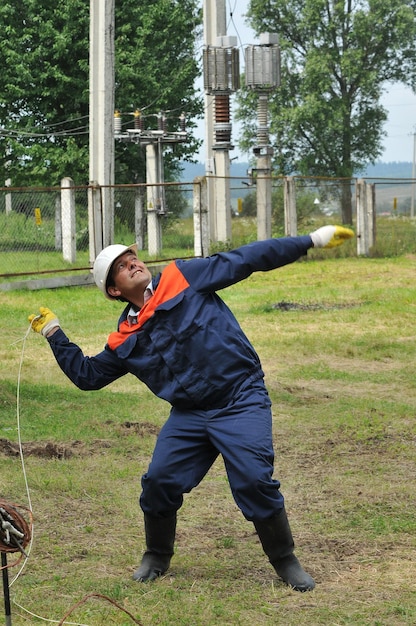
[107,251,152,301]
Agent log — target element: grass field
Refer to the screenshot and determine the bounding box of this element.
[1,252,415,625]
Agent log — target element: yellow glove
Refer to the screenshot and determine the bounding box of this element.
[28,307,60,337]
[310,225,354,248]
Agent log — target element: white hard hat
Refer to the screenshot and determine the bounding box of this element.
[93,243,138,299]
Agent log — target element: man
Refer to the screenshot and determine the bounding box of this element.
[29,225,353,591]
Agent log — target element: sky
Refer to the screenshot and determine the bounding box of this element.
[195,0,416,165]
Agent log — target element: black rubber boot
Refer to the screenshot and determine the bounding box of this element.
[133,512,177,582]
[253,508,315,592]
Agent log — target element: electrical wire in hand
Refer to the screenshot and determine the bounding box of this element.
[7,321,146,625]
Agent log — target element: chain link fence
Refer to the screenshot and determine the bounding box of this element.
[1,174,415,290]
[0,181,197,288]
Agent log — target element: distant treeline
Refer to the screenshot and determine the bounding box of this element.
[179,161,414,182]
[357,162,413,179]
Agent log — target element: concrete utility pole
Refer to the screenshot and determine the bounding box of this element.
[245,34,280,240]
[254,92,274,240]
[203,0,239,245]
[114,111,187,256]
[203,0,224,244]
[89,0,115,261]
[203,38,240,243]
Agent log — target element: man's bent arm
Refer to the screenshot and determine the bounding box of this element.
[47,328,128,390]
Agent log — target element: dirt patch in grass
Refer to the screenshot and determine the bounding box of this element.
[0,422,160,459]
[119,421,161,437]
[0,437,110,459]
[271,300,364,312]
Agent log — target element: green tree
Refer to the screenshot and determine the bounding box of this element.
[236,0,416,223]
[113,0,203,184]
[0,0,202,187]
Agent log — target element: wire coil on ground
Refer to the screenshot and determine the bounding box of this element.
[0,499,32,557]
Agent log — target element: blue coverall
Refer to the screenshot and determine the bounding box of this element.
[47,236,313,521]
